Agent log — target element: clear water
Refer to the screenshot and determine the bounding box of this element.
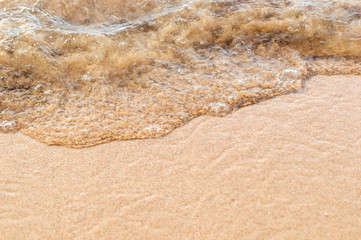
[0,0,361,147]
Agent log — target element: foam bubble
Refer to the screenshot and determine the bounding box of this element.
[0,0,361,147]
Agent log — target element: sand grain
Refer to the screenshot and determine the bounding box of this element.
[0,75,360,239]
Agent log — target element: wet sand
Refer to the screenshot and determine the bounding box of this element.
[1,75,360,239]
[3,0,361,147]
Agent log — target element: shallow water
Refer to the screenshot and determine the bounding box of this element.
[0,0,360,147]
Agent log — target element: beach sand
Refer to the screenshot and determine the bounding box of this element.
[1,75,360,239]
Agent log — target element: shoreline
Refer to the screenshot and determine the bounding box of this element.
[1,75,360,239]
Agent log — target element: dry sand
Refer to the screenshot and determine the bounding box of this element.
[1,75,360,239]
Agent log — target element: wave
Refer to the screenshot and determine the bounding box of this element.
[0,0,360,147]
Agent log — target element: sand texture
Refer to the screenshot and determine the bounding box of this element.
[1,75,361,239]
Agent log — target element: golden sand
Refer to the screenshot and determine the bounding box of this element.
[1,75,360,239]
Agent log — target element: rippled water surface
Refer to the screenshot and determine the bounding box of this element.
[1,0,361,147]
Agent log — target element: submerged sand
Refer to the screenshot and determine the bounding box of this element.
[2,0,361,147]
[0,75,360,239]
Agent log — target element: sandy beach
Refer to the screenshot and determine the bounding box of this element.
[1,75,360,239]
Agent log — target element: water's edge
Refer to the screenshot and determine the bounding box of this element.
[1,0,361,147]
